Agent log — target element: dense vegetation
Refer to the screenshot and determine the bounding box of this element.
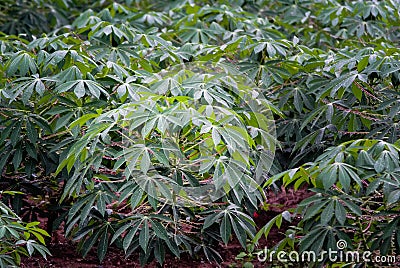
[0,0,399,267]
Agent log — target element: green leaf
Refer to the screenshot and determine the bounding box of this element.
[26,240,34,256]
[303,200,330,221]
[320,201,334,224]
[74,81,86,98]
[387,189,400,205]
[10,122,22,147]
[220,212,231,245]
[12,148,23,170]
[31,116,52,134]
[140,150,151,174]
[130,188,143,209]
[320,165,337,190]
[55,113,74,130]
[203,213,221,229]
[111,224,130,245]
[81,230,101,258]
[123,221,141,252]
[97,228,109,263]
[69,113,99,129]
[165,239,180,257]
[341,198,362,216]
[335,201,347,225]
[154,238,165,265]
[150,220,168,241]
[26,120,37,144]
[254,43,265,54]
[374,154,387,173]
[351,84,363,101]
[275,214,282,228]
[55,81,78,93]
[231,217,246,248]
[300,228,324,252]
[139,219,150,252]
[338,165,350,192]
[357,56,369,72]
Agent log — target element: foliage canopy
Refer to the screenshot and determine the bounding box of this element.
[0,0,399,266]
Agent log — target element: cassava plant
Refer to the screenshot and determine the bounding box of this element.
[0,0,399,267]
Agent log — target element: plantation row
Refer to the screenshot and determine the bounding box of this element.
[0,0,399,266]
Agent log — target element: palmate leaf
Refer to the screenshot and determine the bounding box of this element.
[253,212,289,244]
[6,52,37,76]
[120,144,154,175]
[92,24,129,40]
[250,39,291,57]
[299,226,329,253]
[316,71,367,100]
[122,221,142,252]
[139,219,150,252]
[303,199,330,221]
[80,229,101,258]
[150,220,169,241]
[387,189,400,205]
[43,50,82,69]
[179,23,220,44]
[220,212,231,245]
[153,238,166,265]
[334,200,347,225]
[97,226,109,263]
[55,66,83,82]
[203,205,255,247]
[239,61,291,86]
[3,75,51,103]
[2,0,400,266]
[320,201,334,224]
[55,80,109,99]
